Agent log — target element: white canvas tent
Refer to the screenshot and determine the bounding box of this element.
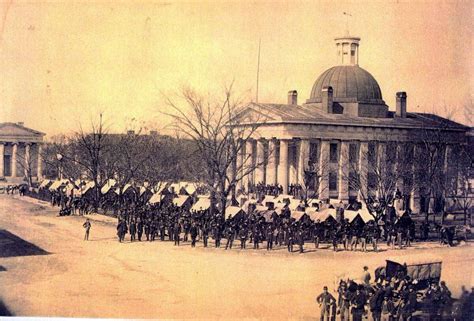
[101,179,116,195]
[191,198,211,212]
[49,179,68,191]
[314,208,337,222]
[172,195,191,208]
[291,210,306,221]
[38,179,51,189]
[225,206,246,219]
[148,192,163,205]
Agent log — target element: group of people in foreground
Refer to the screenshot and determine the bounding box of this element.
[316,266,472,321]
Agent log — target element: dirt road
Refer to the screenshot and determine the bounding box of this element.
[0,195,472,319]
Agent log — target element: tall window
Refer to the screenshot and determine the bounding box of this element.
[330,143,338,163]
[3,155,11,177]
[349,143,358,163]
[329,172,338,191]
[309,142,319,165]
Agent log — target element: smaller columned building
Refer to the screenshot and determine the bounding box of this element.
[0,122,45,184]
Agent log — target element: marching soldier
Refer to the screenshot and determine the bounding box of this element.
[190,222,198,247]
[137,218,144,241]
[129,219,136,242]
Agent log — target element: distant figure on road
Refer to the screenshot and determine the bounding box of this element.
[82,218,91,241]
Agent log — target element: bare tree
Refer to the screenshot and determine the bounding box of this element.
[447,144,473,224]
[164,84,268,217]
[344,141,412,220]
[299,146,329,206]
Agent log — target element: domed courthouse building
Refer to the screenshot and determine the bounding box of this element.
[235,35,469,214]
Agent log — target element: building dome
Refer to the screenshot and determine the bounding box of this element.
[307,65,384,104]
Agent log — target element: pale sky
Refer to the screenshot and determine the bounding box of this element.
[0,0,472,136]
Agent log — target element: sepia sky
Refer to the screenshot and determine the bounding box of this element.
[0,0,472,136]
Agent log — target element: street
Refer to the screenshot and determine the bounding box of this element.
[0,195,472,319]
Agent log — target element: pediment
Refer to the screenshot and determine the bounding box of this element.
[232,103,282,124]
[0,123,45,138]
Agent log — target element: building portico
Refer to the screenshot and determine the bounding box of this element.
[0,122,45,185]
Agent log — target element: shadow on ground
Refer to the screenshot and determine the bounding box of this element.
[0,266,6,271]
[0,229,49,258]
[0,298,13,316]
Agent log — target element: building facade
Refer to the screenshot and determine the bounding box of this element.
[0,122,45,184]
[235,35,469,214]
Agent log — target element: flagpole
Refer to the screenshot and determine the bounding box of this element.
[256,38,261,103]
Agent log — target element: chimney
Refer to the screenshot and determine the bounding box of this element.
[288,90,298,105]
[396,92,407,118]
[322,86,333,113]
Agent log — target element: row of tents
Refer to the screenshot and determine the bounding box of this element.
[37,178,379,224]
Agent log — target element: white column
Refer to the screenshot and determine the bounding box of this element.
[298,139,310,185]
[376,142,386,199]
[318,140,330,200]
[24,143,31,179]
[0,143,4,178]
[338,141,349,202]
[288,142,297,184]
[266,139,277,185]
[255,139,265,184]
[37,146,43,179]
[410,144,421,213]
[235,142,243,191]
[359,141,369,200]
[242,140,253,192]
[11,143,18,177]
[396,143,404,194]
[277,140,289,194]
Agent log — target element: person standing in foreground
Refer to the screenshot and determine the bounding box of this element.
[83,218,91,241]
[316,286,336,321]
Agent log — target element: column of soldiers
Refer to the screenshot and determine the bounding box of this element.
[109,202,414,255]
[41,185,420,252]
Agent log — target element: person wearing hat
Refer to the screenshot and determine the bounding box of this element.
[316,286,336,321]
[380,295,395,321]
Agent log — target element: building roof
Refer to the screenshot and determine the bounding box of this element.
[0,122,45,142]
[240,102,467,131]
[308,65,384,104]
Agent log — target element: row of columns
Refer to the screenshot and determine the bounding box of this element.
[0,142,42,180]
[235,138,454,209]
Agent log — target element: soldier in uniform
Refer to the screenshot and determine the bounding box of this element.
[297,228,305,253]
[144,219,151,241]
[173,220,181,246]
[239,225,248,249]
[202,223,209,247]
[225,224,235,250]
[253,224,260,249]
[190,222,198,247]
[316,286,336,321]
[214,223,222,248]
[287,226,294,252]
[129,219,136,242]
[266,225,274,250]
[117,219,128,243]
[137,218,144,241]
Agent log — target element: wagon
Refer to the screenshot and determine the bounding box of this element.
[376,255,442,290]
